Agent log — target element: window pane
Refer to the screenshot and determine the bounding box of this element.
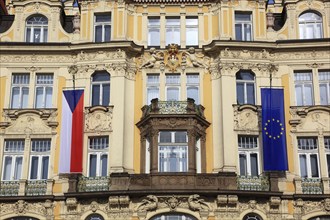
[239,154,247,176]
[246,83,255,104]
[45,87,52,108]
[167,88,179,101]
[304,84,313,105]
[30,156,39,179]
[235,24,242,40]
[236,83,244,104]
[299,155,307,178]
[11,87,20,108]
[327,154,330,178]
[92,85,100,106]
[14,157,23,180]
[22,87,29,108]
[187,87,199,103]
[96,15,111,22]
[250,153,258,176]
[102,83,110,106]
[33,28,41,42]
[93,72,110,81]
[295,85,303,106]
[26,28,31,42]
[95,26,103,42]
[160,132,171,143]
[319,84,328,105]
[104,25,111,42]
[101,155,108,176]
[186,28,198,46]
[147,87,159,104]
[310,154,319,177]
[89,155,97,177]
[175,132,187,143]
[35,87,44,108]
[3,157,12,180]
[43,28,48,42]
[41,156,49,179]
[245,24,252,41]
[148,29,160,46]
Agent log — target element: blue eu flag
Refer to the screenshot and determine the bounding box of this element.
[261,88,288,171]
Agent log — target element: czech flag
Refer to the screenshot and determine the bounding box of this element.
[59,89,84,173]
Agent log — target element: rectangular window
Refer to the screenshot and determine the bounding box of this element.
[148,17,160,46]
[166,74,180,101]
[159,131,188,172]
[297,137,319,178]
[35,74,53,108]
[186,74,199,104]
[325,137,330,177]
[236,71,255,105]
[294,71,314,106]
[319,70,330,105]
[2,140,25,181]
[94,14,111,42]
[29,139,51,180]
[166,17,180,45]
[186,17,198,46]
[88,136,109,177]
[11,74,30,109]
[146,74,160,104]
[238,136,259,176]
[235,12,252,41]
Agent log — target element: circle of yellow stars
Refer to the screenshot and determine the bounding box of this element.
[264,118,285,140]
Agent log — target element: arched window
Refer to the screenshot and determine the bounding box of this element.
[5,217,39,220]
[91,71,110,106]
[236,70,255,105]
[151,213,197,220]
[243,213,263,220]
[309,216,330,220]
[85,213,105,220]
[26,15,48,43]
[299,12,323,39]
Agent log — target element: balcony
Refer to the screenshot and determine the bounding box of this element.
[0,181,19,196]
[294,177,329,194]
[141,98,205,118]
[237,175,270,191]
[78,176,110,192]
[25,180,47,196]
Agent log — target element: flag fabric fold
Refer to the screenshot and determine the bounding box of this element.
[59,89,84,173]
[261,88,288,171]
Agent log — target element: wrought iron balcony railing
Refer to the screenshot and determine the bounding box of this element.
[78,176,110,192]
[26,180,47,196]
[237,175,270,191]
[301,178,323,194]
[141,98,205,118]
[0,181,19,196]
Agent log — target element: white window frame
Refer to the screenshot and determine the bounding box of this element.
[148,17,161,46]
[297,137,320,178]
[186,17,198,46]
[165,74,181,101]
[35,73,53,108]
[146,74,160,104]
[235,12,253,41]
[299,12,323,39]
[29,139,51,180]
[94,13,111,43]
[2,140,24,181]
[11,74,30,109]
[186,74,200,104]
[318,70,330,105]
[238,135,260,176]
[91,72,111,106]
[25,16,48,43]
[158,131,188,172]
[165,17,181,45]
[294,71,314,106]
[325,137,330,178]
[88,136,109,177]
[236,71,255,105]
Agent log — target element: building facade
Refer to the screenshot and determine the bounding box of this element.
[0,0,330,219]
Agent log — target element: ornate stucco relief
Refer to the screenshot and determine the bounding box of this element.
[234,105,260,132]
[85,106,113,133]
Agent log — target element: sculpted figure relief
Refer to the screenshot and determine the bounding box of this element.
[183,47,208,68]
[188,194,210,211]
[141,48,164,68]
[136,195,158,212]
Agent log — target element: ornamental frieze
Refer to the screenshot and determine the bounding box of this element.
[0,200,49,217]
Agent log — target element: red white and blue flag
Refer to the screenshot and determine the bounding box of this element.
[59,89,84,173]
